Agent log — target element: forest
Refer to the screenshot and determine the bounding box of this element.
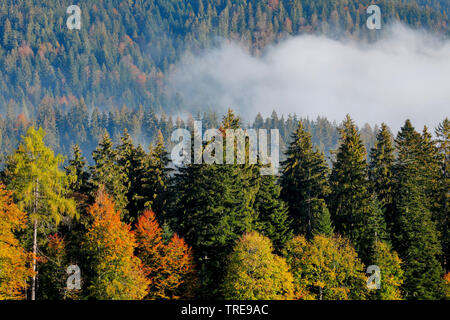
[0,0,449,301]
[0,109,448,300]
[0,0,449,120]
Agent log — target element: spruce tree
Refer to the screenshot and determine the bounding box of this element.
[310,199,334,238]
[171,109,259,298]
[280,121,330,239]
[369,123,395,236]
[328,116,374,256]
[435,118,449,271]
[117,129,148,223]
[393,120,444,299]
[141,130,172,220]
[254,175,293,252]
[66,144,91,196]
[90,132,128,219]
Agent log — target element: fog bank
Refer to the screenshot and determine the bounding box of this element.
[168,24,450,132]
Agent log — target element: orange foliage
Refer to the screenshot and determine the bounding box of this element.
[444,272,450,299]
[18,44,33,57]
[268,0,279,10]
[135,210,196,299]
[15,113,29,129]
[0,184,33,300]
[83,189,149,299]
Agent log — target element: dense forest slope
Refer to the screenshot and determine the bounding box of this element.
[0,0,448,158]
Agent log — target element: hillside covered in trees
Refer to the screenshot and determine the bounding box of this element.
[0,0,449,301]
[0,110,449,300]
[0,1,449,148]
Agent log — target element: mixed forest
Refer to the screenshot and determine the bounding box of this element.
[0,0,449,158]
[0,0,449,300]
[0,109,449,300]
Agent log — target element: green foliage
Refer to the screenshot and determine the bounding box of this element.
[392,120,444,299]
[435,118,449,271]
[368,241,404,300]
[254,175,293,251]
[281,121,330,238]
[66,144,91,195]
[6,127,77,225]
[283,235,368,300]
[170,110,259,298]
[140,130,172,219]
[90,131,128,218]
[222,232,295,300]
[328,115,380,262]
[369,123,395,233]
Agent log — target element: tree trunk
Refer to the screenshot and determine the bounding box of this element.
[31,178,38,300]
[31,218,37,300]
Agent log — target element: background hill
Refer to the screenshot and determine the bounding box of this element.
[0,0,448,159]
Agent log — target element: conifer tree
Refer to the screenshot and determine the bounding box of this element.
[280,121,330,239]
[141,130,172,219]
[254,175,293,252]
[90,132,128,218]
[328,115,376,260]
[369,123,395,234]
[392,120,444,299]
[117,129,148,223]
[435,118,449,271]
[171,109,259,298]
[310,199,334,238]
[66,144,90,196]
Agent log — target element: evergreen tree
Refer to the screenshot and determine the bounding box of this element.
[435,118,449,271]
[310,199,334,238]
[254,175,293,252]
[171,109,259,298]
[369,123,395,236]
[281,121,330,239]
[117,129,148,223]
[141,130,172,220]
[328,115,375,260]
[90,132,128,219]
[66,144,91,196]
[392,120,444,299]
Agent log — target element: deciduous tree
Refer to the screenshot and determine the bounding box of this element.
[222,232,295,300]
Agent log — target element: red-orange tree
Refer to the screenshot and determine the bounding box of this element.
[83,189,149,300]
[135,210,196,299]
[0,184,33,300]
